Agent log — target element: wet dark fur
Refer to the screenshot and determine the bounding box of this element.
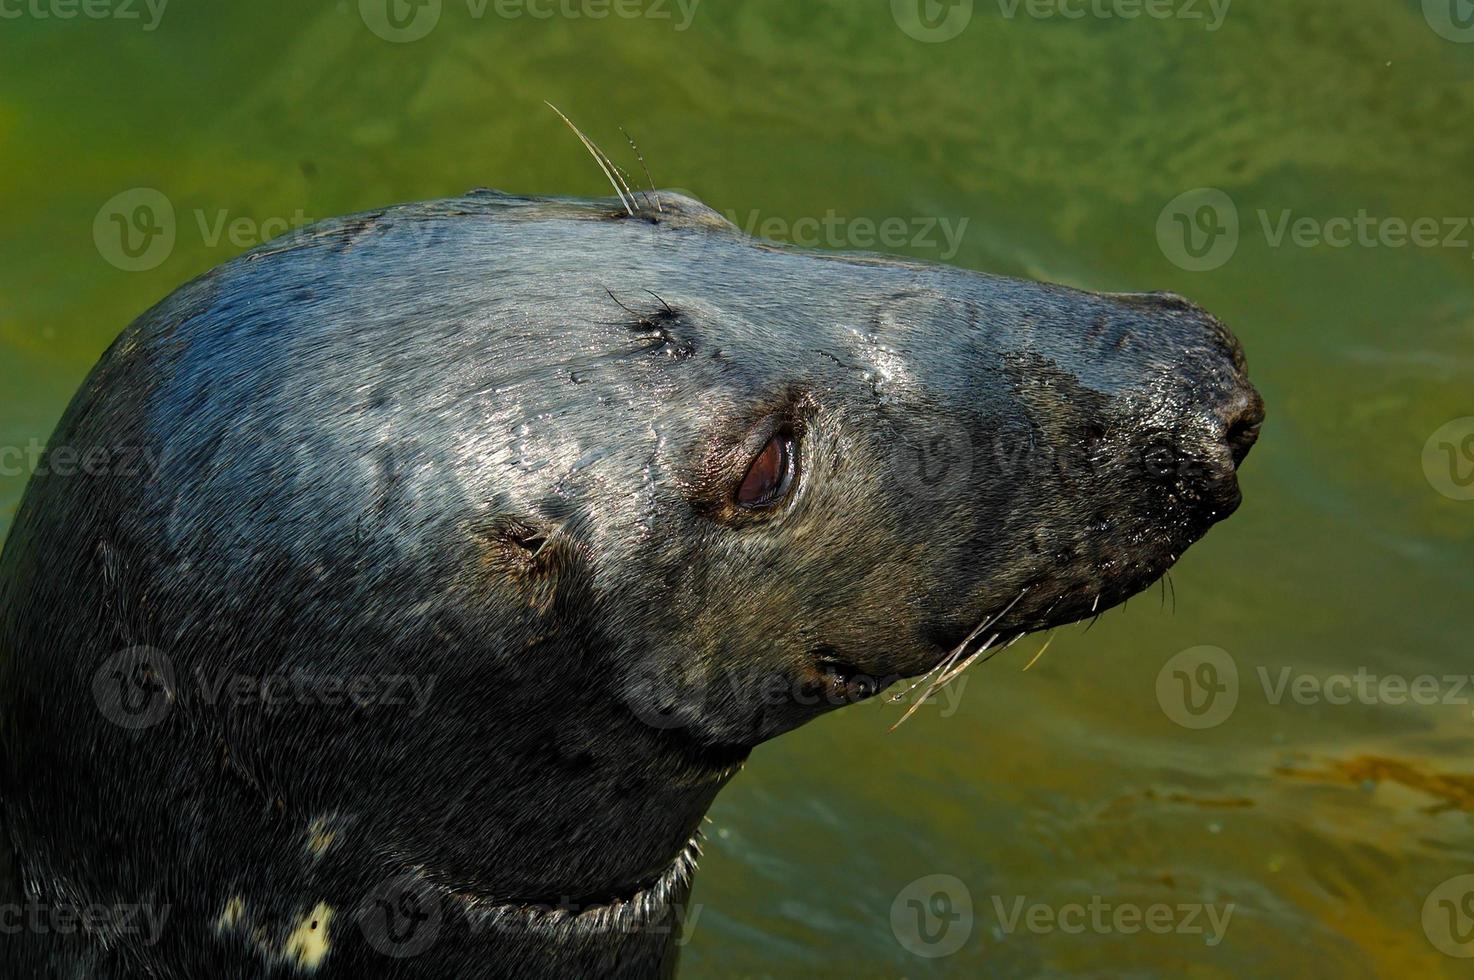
[0,190,1261,977]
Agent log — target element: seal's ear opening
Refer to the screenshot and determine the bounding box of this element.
[472,516,569,615]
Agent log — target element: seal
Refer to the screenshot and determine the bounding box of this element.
[0,188,1261,977]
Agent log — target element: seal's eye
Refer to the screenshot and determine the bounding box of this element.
[737,434,796,509]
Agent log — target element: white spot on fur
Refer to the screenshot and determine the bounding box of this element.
[305,817,338,860]
[215,895,245,933]
[214,895,334,972]
[283,903,333,971]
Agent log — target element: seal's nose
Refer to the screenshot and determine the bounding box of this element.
[1126,292,1263,515]
[1183,378,1263,520]
[1220,385,1264,470]
[1126,292,1265,524]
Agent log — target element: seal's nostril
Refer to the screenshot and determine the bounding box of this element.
[1225,418,1260,468]
[1221,391,1264,469]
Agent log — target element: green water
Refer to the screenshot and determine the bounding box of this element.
[2,1,1472,976]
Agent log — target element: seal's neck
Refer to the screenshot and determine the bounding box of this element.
[350,703,748,975]
[412,832,707,978]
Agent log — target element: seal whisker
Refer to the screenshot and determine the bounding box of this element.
[888,642,976,733]
[644,289,674,317]
[620,125,663,215]
[934,632,997,689]
[888,588,1029,732]
[937,629,1026,688]
[971,630,1026,671]
[1021,632,1056,671]
[886,591,1014,707]
[545,101,636,216]
[941,630,1030,689]
[605,288,651,327]
[926,600,1031,697]
[892,635,971,704]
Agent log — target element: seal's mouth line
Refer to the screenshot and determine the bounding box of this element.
[888,571,1171,730]
[440,831,702,928]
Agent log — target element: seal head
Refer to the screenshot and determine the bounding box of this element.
[0,190,1261,977]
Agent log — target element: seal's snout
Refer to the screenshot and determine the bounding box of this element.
[1174,379,1263,524]
[914,283,1269,646]
[1160,311,1264,523]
